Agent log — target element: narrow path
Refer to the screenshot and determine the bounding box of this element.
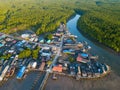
[0,25,65,90]
[38,35,64,90]
[0,32,58,48]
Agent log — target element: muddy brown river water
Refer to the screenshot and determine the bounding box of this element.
[44,14,120,90]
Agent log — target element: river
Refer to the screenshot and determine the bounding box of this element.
[67,14,120,75]
[1,14,120,90]
[66,14,120,90]
[45,14,120,90]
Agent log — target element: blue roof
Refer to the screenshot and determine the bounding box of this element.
[20,66,26,72]
[80,53,88,58]
[63,50,71,53]
[47,40,51,43]
[16,41,23,47]
[63,49,74,53]
[16,66,26,79]
[0,43,4,47]
[40,39,44,43]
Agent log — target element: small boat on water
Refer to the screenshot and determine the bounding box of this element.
[81,48,88,53]
[89,55,98,60]
[70,35,78,38]
[87,45,91,50]
[83,41,88,45]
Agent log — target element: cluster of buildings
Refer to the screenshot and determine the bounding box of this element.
[0,23,66,83]
[0,22,110,85]
[0,33,39,81]
[51,29,110,80]
[21,33,38,42]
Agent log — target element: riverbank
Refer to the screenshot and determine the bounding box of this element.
[77,22,120,56]
[44,14,120,90]
[50,65,111,80]
[76,13,120,54]
[67,14,120,75]
[44,72,120,90]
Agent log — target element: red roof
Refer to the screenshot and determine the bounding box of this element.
[77,54,83,62]
[52,65,62,72]
[76,54,89,63]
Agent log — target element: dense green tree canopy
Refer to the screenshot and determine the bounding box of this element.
[44,34,53,40]
[77,1,120,52]
[0,0,120,52]
[32,47,40,59]
[18,49,31,59]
